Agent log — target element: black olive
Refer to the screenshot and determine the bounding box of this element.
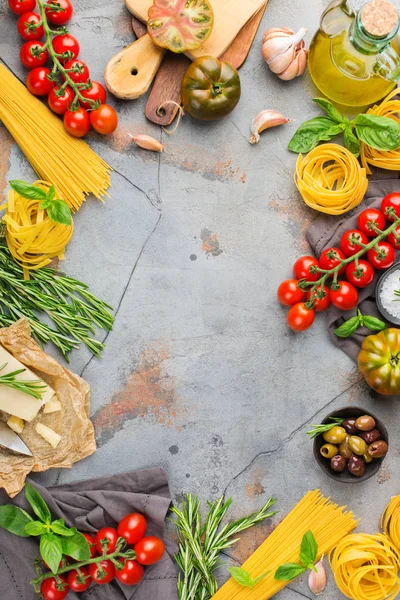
[342,418,358,435]
[348,455,365,477]
[360,429,381,444]
[331,455,346,473]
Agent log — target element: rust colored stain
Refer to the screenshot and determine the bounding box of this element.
[245,469,266,499]
[269,197,314,251]
[231,522,275,564]
[378,466,391,484]
[240,173,247,184]
[93,344,184,446]
[201,229,223,257]
[164,143,246,182]
[0,127,13,203]
[110,127,134,153]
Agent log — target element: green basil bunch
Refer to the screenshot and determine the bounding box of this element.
[288,98,400,157]
[334,310,386,338]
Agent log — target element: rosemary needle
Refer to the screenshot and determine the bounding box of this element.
[0,363,47,400]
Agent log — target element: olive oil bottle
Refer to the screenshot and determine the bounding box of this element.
[308,0,400,107]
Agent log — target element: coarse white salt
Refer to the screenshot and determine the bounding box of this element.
[380,269,400,318]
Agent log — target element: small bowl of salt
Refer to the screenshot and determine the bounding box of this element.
[376,262,400,325]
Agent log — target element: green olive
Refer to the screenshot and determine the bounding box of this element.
[348,435,367,456]
[355,415,376,432]
[363,452,373,464]
[320,443,338,459]
[339,435,353,460]
[322,426,347,444]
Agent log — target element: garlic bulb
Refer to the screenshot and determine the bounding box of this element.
[308,556,327,596]
[130,134,163,152]
[249,110,290,144]
[262,27,308,80]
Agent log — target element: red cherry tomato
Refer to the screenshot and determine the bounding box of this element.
[67,567,91,592]
[80,81,107,109]
[306,284,331,312]
[90,104,118,135]
[52,33,80,63]
[287,302,315,332]
[381,192,400,221]
[117,513,147,545]
[293,256,320,282]
[115,559,145,586]
[340,229,368,258]
[367,241,396,270]
[63,59,89,83]
[17,11,44,40]
[357,208,386,237]
[387,224,400,249]
[134,536,165,566]
[81,532,97,559]
[40,576,68,600]
[48,86,74,114]
[319,247,346,275]
[20,40,48,68]
[345,260,375,288]
[88,560,115,585]
[26,67,54,96]
[95,527,119,555]
[64,108,90,137]
[277,279,305,306]
[8,0,36,15]
[45,0,73,24]
[330,281,359,311]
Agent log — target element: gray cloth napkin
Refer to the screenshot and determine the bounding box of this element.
[307,179,400,362]
[0,468,178,600]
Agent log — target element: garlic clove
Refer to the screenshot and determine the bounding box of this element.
[267,45,296,73]
[297,48,308,74]
[308,556,327,596]
[130,134,163,152]
[262,27,308,78]
[278,53,302,80]
[249,110,290,144]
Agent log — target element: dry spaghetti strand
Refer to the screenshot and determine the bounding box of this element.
[295,144,368,215]
[0,63,111,212]
[382,495,400,551]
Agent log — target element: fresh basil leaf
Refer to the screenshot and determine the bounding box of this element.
[354,114,400,151]
[344,126,361,157]
[47,185,57,202]
[39,199,50,210]
[274,563,306,581]
[313,98,343,123]
[299,530,318,566]
[40,534,63,574]
[61,531,90,561]
[25,483,51,523]
[228,567,255,588]
[46,200,72,226]
[363,315,386,332]
[24,520,47,536]
[334,316,361,338]
[51,519,75,537]
[288,117,345,153]
[0,505,33,537]
[9,180,48,200]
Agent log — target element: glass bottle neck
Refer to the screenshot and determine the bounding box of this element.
[349,10,399,55]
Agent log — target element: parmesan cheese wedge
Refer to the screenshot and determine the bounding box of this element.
[35,423,61,448]
[0,345,55,421]
[43,398,61,414]
[7,416,24,434]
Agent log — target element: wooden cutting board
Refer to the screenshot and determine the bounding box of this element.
[105,0,266,100]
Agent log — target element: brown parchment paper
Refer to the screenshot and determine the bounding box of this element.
[0,318,96,497]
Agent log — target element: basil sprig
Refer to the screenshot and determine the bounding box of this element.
[288,98,400,157]
[228,566,270,589]
[334,310,386,338]
[275,530,318,581]
[9,180,72,226]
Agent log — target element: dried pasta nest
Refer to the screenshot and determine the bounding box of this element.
[382,495,400,551]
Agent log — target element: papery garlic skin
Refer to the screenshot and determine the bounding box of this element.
[130,134,164,152]
[249,110,290,144]
[262,27,308,80]
[308,557,327,596]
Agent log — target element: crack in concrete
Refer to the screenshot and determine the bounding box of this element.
[287,585,312,600]
[112,166,162,212]
[223,378,363,497]
[228,117,248,144]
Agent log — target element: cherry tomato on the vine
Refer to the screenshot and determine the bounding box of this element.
[319,247,346,275]
[340,229,368,258]
[64,59,89,83]
[80,81,107,109]
[8,0,36,16]
[17,11,44,40]
[52,33,80,63]
[381,193,400,221]
[48,86,74,114]
[90,104,118,135]
[306,284,331,312]
[357,208,386,238]
[26,67,54,95]
[64,108,90,137]
[277,279,305,307]
[287,303,315,332]
[81,532,97,559]
[40,576,68,600]
[117,513,147,545]
[67,567,91,592]
[88,560,115,585]
[134,536,165,566]
[20,40,48,68]
[45,0,73,25]
[115,559,145,586]
[367,241,396,270]
[345,260,375,288]
[329,281,359,311]
[293,256,320,282]
[388,224,400,249]
[95,527,119,555]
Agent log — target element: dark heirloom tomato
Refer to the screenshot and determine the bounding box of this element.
[181,56,241,121]
[358,329,400,395]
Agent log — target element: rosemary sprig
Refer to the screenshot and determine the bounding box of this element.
[0,363,46,400]
[171,493,277,600]
[307,417,344,439]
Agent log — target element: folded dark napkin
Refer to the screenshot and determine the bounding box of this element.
[0,468,178,600]
[307,179,400,362]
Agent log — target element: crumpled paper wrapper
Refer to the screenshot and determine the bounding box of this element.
[0,318,96,497]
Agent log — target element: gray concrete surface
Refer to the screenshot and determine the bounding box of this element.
[1,0,400,598]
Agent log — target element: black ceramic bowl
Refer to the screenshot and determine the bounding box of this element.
[376,262,400,326]
[313,406,389,483]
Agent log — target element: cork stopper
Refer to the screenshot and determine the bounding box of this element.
[361,0,398,36]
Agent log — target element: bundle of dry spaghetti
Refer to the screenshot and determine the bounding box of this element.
[0,181,73,278]
[382,495,400,550]
[360,88,400,174]
[0,63,111,212]
[211,490,357,600]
